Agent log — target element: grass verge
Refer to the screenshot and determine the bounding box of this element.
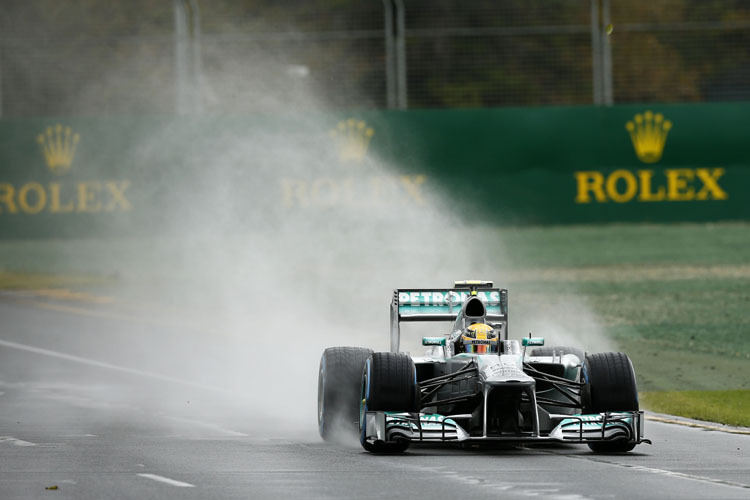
[0,271,113,290]
[641,390,750,428]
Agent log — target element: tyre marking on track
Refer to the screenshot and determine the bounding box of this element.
[136,473,195,488]
[0,338,231,395]
[552,452,750,490]
[646,414,750,435]
[0,436,36,447]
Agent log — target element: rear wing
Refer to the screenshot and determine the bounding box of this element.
[390,285,508,352]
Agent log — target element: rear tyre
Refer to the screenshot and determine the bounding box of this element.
[360,352,419,453]
[582,352,639,453]
[318,347,373,441]
[530,346,585,363]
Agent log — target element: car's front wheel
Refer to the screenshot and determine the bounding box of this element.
[582,351,639,453]
[360,352,419,453]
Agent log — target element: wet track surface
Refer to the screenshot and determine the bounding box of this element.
[1,299,749,499]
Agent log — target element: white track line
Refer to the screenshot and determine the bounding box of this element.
[600,460,749,490]
[557,452,750,491]
[137,473,195,488]
[0,338,230,394]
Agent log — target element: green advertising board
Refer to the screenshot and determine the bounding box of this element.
[368,103,749,225]
[0,102,748,237]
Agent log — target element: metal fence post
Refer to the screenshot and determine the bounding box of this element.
[383,0,396,109]
[0,40,3,118]
[0,24,3,118]
[590,0,602,105]
[174,0,189,115]
[601,0,613,105]
[187,0,203,113]
[394,0,407,109]
[174,0,202,115]
[591,0,613,106]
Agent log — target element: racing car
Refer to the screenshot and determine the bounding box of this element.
[318,280,650,453]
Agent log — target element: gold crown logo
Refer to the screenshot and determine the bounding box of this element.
[37,124,80,174]
[625,110,672,163]
[329,119,374,163]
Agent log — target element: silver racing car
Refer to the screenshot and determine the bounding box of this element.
[318,280,650,453]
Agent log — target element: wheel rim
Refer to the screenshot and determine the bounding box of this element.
[359,359,370,445]
[317,357,326,434]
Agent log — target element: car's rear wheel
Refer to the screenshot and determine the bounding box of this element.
[318,347,373,441]
[582,352,639,453]
[360,352,419,453]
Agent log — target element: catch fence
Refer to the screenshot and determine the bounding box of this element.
[0,1,748,116]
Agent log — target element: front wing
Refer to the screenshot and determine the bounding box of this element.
[362,411,650,446]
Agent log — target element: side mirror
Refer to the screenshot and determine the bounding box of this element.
[422,337,446,346]
[522,337,545,347]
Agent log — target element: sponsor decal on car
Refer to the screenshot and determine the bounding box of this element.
[399,290,501,306]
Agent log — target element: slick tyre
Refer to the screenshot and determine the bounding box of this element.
[318,347,373,441]
[530,346,585,364]
[359,352,419,453]
[582,352,639,453]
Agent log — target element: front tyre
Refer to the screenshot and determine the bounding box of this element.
[360,352,419,453]
[582,352,639,453]
[318,347,373,441]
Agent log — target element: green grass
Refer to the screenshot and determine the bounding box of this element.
[0,271,113,290]
[496,222,750,268]
[507,276,750,391]
[641,390,750,428]
[482,222,750,393]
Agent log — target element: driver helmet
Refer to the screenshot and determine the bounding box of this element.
[461,323,499,354]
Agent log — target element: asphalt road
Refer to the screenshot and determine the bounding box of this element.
[1,297,748,500]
